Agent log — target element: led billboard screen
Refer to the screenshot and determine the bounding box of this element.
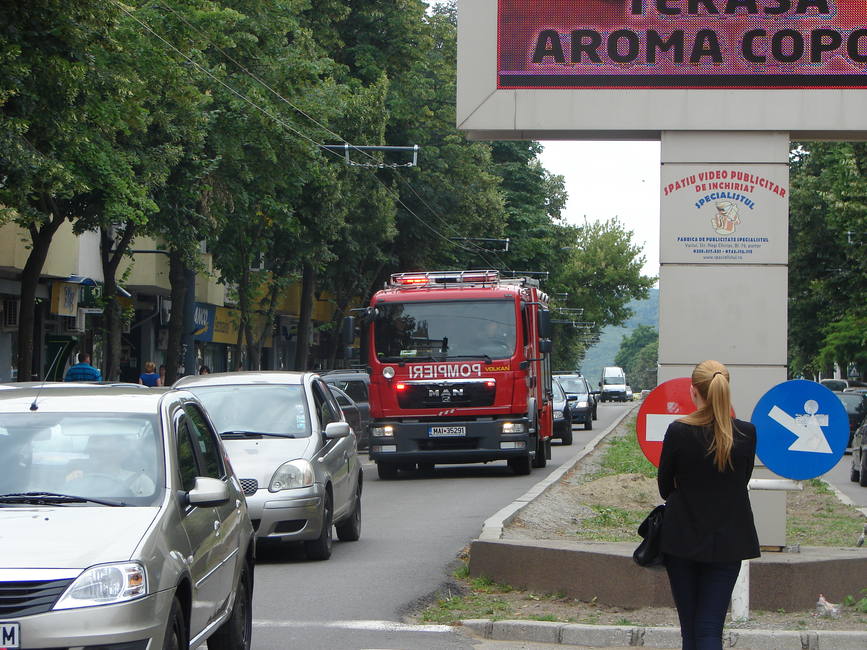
[498,0,867,88]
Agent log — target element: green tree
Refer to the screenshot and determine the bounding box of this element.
[615,325,658,392]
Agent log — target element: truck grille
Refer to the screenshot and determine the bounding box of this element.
[417,437,480,451]
[397,381,495,409]
[0,578,74,617]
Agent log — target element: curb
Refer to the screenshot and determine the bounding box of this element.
[458,619,867,649]
[478,404,638,541]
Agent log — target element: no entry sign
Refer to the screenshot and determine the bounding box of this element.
[635,377,695,467]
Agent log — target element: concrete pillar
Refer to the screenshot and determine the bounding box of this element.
[658,131,790,547]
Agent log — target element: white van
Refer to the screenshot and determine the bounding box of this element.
[599,366,628,402]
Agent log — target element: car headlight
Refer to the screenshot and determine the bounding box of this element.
[372,424,394,437]
[270,459,315,491]
[577,401,589,408]
[502,422,526,434]
[553,411,564,420]
[54,562,147,610]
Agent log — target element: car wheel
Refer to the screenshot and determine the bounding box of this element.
[207,563,252,650]
[860,453,867,488]
[336,483,362,542]
[508,455,531,475]
[377,462,398,480]
[163,597,187,650]
[592,407,598,421]
[304,492,333,561]
[561,428,573,446]
[851,461,861,483]
[585,415,593,431]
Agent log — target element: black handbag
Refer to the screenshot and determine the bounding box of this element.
[633,504,665,567]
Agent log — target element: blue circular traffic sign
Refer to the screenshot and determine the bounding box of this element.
[751,380,849,480]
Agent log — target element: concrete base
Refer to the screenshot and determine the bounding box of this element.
[468,539,867,611]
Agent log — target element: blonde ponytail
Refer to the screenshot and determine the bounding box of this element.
[679,360,735,472]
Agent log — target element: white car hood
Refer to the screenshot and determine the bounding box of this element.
[222,436,317,485]
[0,506,160,569]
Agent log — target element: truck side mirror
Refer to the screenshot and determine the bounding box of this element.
[537,309,552,339]
[539,339,553,354]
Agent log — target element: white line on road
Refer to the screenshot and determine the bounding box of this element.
[253,619,453,633]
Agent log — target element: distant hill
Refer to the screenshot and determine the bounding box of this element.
[580,288,659,384]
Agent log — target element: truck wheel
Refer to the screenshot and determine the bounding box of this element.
[377,462,398,480]
[509,456,531,475]
[531,437,547,468]
[561,428,573,446]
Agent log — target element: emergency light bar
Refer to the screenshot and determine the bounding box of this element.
[389,270,500,287]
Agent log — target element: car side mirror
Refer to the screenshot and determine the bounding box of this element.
[187,476,229,507]
[567,395,578,402]
[324,421,351,439]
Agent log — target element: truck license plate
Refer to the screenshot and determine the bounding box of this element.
[1,621,20,648]
[429,426,466,437]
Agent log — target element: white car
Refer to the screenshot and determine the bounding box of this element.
[175,371,362,561]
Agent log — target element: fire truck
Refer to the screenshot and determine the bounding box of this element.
[360,270,554,479]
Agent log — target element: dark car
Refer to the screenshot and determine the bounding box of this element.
[328,384,365,449]
[551,378,573,445]
[850,421,867,487]
[322,370,371,450]
[555,373,594,430]
[834,390,867,449]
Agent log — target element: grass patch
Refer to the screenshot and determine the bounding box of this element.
[786,479,866,547]
[419,592,512,624]
[595,416,656,479]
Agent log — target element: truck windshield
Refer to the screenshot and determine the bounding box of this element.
[374,300,517,362]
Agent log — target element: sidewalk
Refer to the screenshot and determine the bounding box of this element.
[458,407,867,649]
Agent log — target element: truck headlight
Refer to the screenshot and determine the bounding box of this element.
[54,562,147,609]
[372,425,394,437]
[502,422,526,434]
[270,459,315,491]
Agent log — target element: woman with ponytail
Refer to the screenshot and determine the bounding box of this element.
[657,360,760,650]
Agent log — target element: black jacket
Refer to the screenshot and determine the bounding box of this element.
[658,419,760,563]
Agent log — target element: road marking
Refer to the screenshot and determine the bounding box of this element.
[253,619,452,633]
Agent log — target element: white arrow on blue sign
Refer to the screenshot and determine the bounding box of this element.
[751,379,849,480]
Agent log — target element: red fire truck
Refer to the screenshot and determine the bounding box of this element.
[361,270,554,479]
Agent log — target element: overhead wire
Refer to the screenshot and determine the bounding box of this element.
[149,0,505,268]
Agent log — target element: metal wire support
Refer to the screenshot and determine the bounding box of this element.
[320,144,419,168]
[449,237,510,252]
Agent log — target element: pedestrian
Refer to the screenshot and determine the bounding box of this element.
[198,365,210,375]
[657,360,760,650]
[139,361,162,387]
[63,352,102,382]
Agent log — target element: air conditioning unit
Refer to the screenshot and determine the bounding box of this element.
[2,298,19,330]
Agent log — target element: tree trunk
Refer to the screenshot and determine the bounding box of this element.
[165,250,186,385]
[17,212,67,381]
[100,224,136,382]
[294,262,316,370]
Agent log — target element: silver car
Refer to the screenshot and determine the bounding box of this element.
[174,372,362,561]
[0,385,255,649]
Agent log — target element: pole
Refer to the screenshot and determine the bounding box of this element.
[731,560,750,621]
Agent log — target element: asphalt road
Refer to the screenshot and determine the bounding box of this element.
[826,449,867,510]
[250,401,631,650]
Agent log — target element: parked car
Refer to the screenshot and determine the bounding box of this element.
[850,421,867,487]
[328,384,363,447]
[821,378,850,392]
[834,390,867,450]
[175,371,362,560]
[321,369,371,449]
[555,373,595,430]
[626,386,634,401]
[551,378,573,445]
[0,385,255,649]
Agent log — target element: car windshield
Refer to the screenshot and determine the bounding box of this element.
[0,413,163,506]
[373,300,516,362]
[187,384,311,437]
[836,393,866,414]
[552,380,565,401]
[325,378,368,402]
[558,377,588,396]
[603,375,625,385]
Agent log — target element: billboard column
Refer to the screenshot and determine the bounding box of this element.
[657,131,790,546]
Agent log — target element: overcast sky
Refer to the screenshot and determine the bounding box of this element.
[537,141,661,281]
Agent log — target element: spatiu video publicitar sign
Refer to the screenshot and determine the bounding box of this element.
[498,0,867,88]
